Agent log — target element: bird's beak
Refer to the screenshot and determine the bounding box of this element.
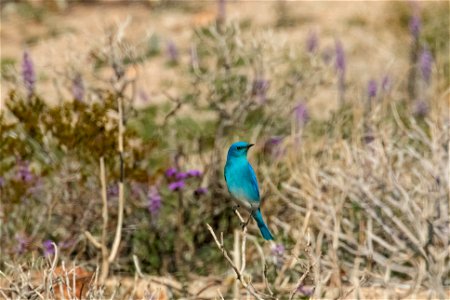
[247,144,254,149]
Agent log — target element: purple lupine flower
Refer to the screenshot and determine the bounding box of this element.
[367,79,377,98]
[306,30,318,54]
[187,169,202,177]
[72,73,84,101]
[0,177,4,188]
[166,40,178,63]
[42,240,55,257]
[266,136,283,146]
[16,161,33,183]
[251,78,270,103]
[272,244,285,256]
[293,102,309,127]
[194,187,208,197]
[335,40,346,75]
[139,90,150,102]
[419,47,433,84]
[381,75,392,92]
[335,40,346,103]
[15,234,29,254]
[297,285,314,296]
[147,186,162,216]
[107,184,119,198]
[271,243,285,268]
[58,239,75,250]
[217,0,226,23]
[176,172,188,180]
[165,167,177,178]
[263,136,284,158]
[168,180,185,191]
[409,12,421,41]
[413,99,428,118]
[22,51,35,97]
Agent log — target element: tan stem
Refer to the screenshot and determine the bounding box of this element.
[109,96,125,263]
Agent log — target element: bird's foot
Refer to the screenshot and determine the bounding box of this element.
[232,205,240,212]
[240,215,252,229]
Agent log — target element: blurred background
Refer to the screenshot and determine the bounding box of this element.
[0,0,449,299]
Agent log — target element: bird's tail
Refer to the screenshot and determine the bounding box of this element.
[252,209,274,240]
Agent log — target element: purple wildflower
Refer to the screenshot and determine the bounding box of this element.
[263,136,284,158]
[293,102,309,127]
[147,186,162,216]
[42,240,55,257]
[335,40,346,103]
[16,161,33,183]
[168,180,185,191]
[271,243,285,268]
[194,187,208,197]
[217,0,226,24]
[413,99,428,118]
[381,75,392,92]
[72,73,84,101]
[176,172,188,180]
[58,239,75,250]
[187,169,202,177]
[139,90,150,102]
[22,51,35,97]
[252,78,270,103]
[166,40,178,63]
[367,79,377,98]
[335,40,346,75]
[306,30,318,54]
[165,167,177,178]
[297,285,314,296]
[266,136,283,146]
[15,234,29,254]
[419,47,433,84]
[0,177,4,188]
[409,12,421,41]
[272,244,285,256]
[107,184,119,198]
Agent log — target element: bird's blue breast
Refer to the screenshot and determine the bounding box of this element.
[224,158,260,204]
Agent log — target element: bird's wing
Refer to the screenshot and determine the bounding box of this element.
[224,164,231,194]
[247,162,260,202]
[224,162,230,184]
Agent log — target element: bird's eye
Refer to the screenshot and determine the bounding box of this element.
[236,146,242,150]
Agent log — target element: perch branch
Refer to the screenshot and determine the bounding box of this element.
[206,223,263,300]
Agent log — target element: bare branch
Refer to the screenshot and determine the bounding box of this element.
[206,223,264,300]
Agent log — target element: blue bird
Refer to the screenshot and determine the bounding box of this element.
[224,141,274,240]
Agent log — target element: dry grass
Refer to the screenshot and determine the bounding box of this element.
[261,104,449,298]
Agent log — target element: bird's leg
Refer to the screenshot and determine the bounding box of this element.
[241,209,254,229]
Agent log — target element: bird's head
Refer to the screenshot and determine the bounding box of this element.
[227,141,254,158]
